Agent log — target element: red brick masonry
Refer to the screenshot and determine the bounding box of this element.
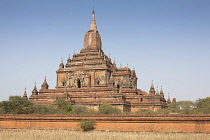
[0,114,210,133]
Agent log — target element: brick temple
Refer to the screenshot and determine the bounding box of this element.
[23,10,174,112]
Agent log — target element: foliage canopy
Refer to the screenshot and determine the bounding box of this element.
[0,96,33,114]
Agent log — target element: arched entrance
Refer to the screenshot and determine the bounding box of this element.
[77,78,81,88]
[117,84,120,89]
[117,84,120,93]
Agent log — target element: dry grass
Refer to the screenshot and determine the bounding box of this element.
[0,129,210,140]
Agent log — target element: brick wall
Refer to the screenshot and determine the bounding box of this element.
[0,114,210,133]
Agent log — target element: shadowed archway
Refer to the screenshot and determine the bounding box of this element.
[77,78,81,88]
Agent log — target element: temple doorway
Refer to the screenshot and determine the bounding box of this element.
[117,84,120,93]
[77,78,81,88]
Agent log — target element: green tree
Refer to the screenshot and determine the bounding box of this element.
[54,98,72,113]
[98,104,121,114]
[0,96,33,114]
[160,101,196,114]
[193,97,210,114]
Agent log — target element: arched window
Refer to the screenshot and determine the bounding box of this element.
[62,81,65,86]
[97,80,100,85]
[77,79,81,88]
[117,84,120,89]
[117,84,120,93]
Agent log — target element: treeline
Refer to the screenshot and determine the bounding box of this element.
[0,96,121,115]
[0,96,210,114]
[138,97,210,114]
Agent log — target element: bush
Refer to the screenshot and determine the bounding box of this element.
[30,104,64,114]
[71,105,87,114]
[79,119,95,131]
[135,109,156,115]
[98,104,121,114]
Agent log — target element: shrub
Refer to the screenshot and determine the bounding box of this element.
[79,119,95,131]
[30,104,64,114]
[135,109,156,115]
[98,104,121,114]
[71,105,87,114]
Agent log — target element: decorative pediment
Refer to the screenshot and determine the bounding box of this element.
[70,70,90,77]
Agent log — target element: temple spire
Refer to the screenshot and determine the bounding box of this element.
[151,80,154,88]
[59,58,64,69]
[32,82,38,95]
[23,87,28,99]
[41,76,49,89]
[149,80,155,94]
[67,54,71,64]
[156,87,159,95]
[83,10,102,51]
[90,9,97,30]
[167,93,171,104]
[160,86,164,97]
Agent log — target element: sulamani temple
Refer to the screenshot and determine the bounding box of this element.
[23,10,175,112]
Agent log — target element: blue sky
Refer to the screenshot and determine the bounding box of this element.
[0,0,209,101]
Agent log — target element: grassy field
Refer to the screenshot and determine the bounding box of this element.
[0,129,210,140]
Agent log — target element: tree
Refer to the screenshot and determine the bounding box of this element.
[193,97,210,114]
[54,98,72,113]
[160,101,196,114]
[98,104,121,114]
[0,96,33,114]
[175,101,196,114]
